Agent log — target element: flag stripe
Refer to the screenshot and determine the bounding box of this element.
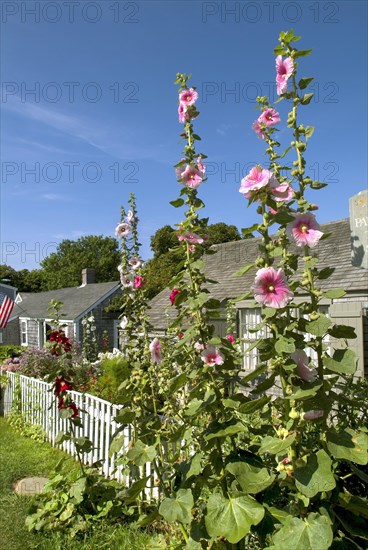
[0,294,15,328]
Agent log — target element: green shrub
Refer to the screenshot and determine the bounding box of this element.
[0,345,22,362]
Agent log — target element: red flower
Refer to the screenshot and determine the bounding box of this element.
[226,334,235,343]
[170,289,181,305]
[54,376,72,396]
[178,332,184,340]
[69,402,79,418]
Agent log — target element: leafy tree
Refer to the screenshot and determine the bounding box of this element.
[40,236,120,290]
[150,225,178,257]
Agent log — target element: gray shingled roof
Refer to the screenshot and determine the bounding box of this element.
[148,218,368,330]
[12,281,120,321]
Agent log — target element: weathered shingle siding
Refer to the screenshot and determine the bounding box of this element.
[0,319,20,346]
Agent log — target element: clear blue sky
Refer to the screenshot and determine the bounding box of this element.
[1,0,367,270]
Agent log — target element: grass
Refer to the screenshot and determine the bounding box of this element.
[0,418,168,549]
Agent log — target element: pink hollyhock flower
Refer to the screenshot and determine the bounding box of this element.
[129,257,143,270]
[258,108,280,127]
[197,155,206,174]
[253,267,293,308]
[239,166,273,198]
[201,344,224,366]
[194,341,204,351]
[126,210,134,222]
[179,87,198,107]
[134,275,144,289]
[175,158,187,180]
[178,103,189,123]
[177,232,204,245]
[291,350,318,382]
[120,316,128,329]
[170,289,181,305]
[276,55,294,95]
[115,222,131,238]
[303,410,324,420]
[226,334,235,343]
[149,338,162,363]
[270,178,294,202]
[252,120,266,140]
[286,213,324,248]
[179,164,203,189]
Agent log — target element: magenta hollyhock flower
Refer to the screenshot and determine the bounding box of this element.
[201,344,224,366]
[252,120,266,140]
[170,288,181,305]
[226,334,235,343]
[115,222,131,238]
[179,87,198,107]
[177,232,205,245]
[149,338,162,363]
[276,55,294,95]
[179,164,203,189]
[258,108,280,127]
[303,410,324,420]
[178,103,189,123]
[270,178,294,202]
[253,267,293,308]
[134,275,144,289]
[239,166,273,198]
[286,213,324,248]
[291,350,318,382]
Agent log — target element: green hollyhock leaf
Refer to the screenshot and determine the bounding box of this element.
[205,493,264,543]
[169,372,187,393]
[170,198,185,208]
[55,431,70,444]
[115,408,136,424]
[323,288,346,299]
[301,92,314,105]
[311,180,328,189]
[234,263,255,277]
[294,49,313,58]
[205,421,245,441]
[185,398,204,416]
[69,477,87,504]
[275,336,296,354]
[238,395,271,414]
[127,440,156,466]
[109,434,126,456]
[259,433,297,455]
[328,324,357,339]
[306,314,331,336]
[294,450,335,498]
[286,382,322,401]
[326,429,368,465]
[324,349,357,375]
[305,125,315,139]
[269,513,333,550]
[159,489,194,525]
[123,476,150,502]
[298,77,314,89]
[226,462,275,494]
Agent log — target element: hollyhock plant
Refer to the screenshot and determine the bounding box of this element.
[303,409,324,420]
[201,344,224,366]
[276,55,294,95]
[170,289,181,305]
[179,87,198,107]
[286,213,324,248]
[239,166,273,197]
[291,350,318,382]
[270,178,294,202]
[177,232,205,245]
[149,338,162,363]
[252,120,266,140]
[115,222,131,238]
[134,275,144,289]
[253,267,293,308]
[258,107,280,127]
[178,164,204,189]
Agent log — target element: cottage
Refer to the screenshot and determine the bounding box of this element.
[1,269,121,351]
[149,215,368,378]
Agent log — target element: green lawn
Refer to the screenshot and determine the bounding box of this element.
[0,418,166,549]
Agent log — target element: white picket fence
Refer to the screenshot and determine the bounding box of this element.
[1,371,159,499]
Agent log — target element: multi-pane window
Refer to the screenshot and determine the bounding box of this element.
[21,320,28,346]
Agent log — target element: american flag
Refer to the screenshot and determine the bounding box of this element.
[0,292,15,328]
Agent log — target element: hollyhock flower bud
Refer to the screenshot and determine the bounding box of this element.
[170,289,181,305]
[253,267,293,309]
[291,350,318,382]
[303,410,324,420]
[201,344,224,366]
[149,338,162,363]
[115,222,131,238]
[286,213,324,248]
[226,334,235,343]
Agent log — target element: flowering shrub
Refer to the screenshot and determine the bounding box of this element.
[15,347,57,379]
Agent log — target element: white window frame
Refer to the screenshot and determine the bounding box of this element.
[20,319,28,346]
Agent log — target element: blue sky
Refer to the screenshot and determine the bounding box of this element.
[1,0,367,270]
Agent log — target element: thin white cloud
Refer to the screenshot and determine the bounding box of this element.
[42,193,65,201]
[53,230,88,240]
